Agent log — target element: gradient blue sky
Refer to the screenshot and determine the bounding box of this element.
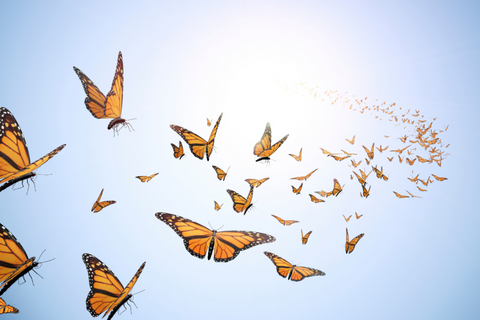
[1,1,478,319]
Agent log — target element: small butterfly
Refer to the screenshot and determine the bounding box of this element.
[393,191,409,199]
[291,183,303,195]
[91,189,116,213]
[289,148,302,161]
[264,251,325,281]
[226,186,254,215]
[309,194,325,203]
[301,230,312,245]
[244,177,270,188]
[346,228,364,254]
[345,136,355,145]
[135,173,158,183]
[271,215,299,226]
[343,214,352,222]
[355,212,363,219]
[291,168,318,181]
[214,201,223,211]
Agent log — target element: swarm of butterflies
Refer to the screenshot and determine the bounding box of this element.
[0,52,449,318]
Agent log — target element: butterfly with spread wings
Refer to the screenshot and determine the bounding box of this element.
[0,223,40,295]
[214,201,223,211]
[135,173,158,183]
[264,252,325,281]
[170,113,223,161]
[301,230,312,245]
[156,213,275,262]
[291,168,318,181]
[362,143,375,159]
[74,52,133,134]
[345,135,355,145]
[346,228,364,254]
[309,194,325,203]
[82,254,145,320]
[393,191,409,199]
[289,148,302,161]
[431,174,447,181]
[91,189,116,213]
[244,177,269,188]
[0,107,66,192]
[0,298,19,314]
[254,122,289,162]
[271,215,299,226]
[226,186,254,215]
[355,212,363,219]
[291,183,303,195]
[212,165,230,181]
[171,141,185,159]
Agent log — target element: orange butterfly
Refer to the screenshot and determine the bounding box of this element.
[352,171,366,186]
[212,165,230,181]
[387,157,393,162]
[431,174,447,181]
[301,230,312,245]
[343,215,352,222]
[345,136,355,145]
[406,190,421,198]
[361,185,371,198]
[291,183,303,195]
[272,215,299,226]
[406,158,416,166]
[254,122,289,162]
[244,177,269,188]
[156,213,275,262]
[319,148,340,157]
[355,212,363,219]
[264,252,325,281]
[390,145,411,154]
[170,113,223,161]
[332,178,344,196]
[0,298,19,314]
[417,186,427,192]
[345,228,364,254]
[291,168,318,181]
[74,52,133,134]
[393,191,409,199]
[289,148,302,161]
[362,143,375,159]
[171,141,185,159]
[207,118,212,126]
[350,159,362,168]
[135,173,158,183]
[398,155,404,163]
[226,186,254,215]
[309,194,325,203]
[365,158,371,165]
[332,155,350,161]
[214,201,223,211]
[91,189,116,213]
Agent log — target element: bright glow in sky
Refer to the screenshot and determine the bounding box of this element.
[1,1,479,320]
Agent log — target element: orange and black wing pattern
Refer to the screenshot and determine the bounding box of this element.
[254,122,289,161]
[136,173,158,183]
[0,298,19,314]
[271,215,299,226]
[226,186,254,215]
[309,194,325,203]
[212,165,229,181]
[171,141,185,159]
[362,143,375,159]
[289,148,302,161]
[82,253,145,320]
[0,107,66,187]
[264,251,325,281]
[291,168,318,181]
[91,189,116,213]
[214,201,223,211]
[332,178,343,196]
[0,223,38,295]
[301,230,312,245]
[291,183,303,195]
[345,228,364,254]
[393,191,409,199]
[245,177,269,188]
[156,213,275,262]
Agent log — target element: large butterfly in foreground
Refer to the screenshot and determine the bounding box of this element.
[74,52,133,134]
[156,213,275,262]
[0,298,18,314]
[264,252,325,281]
[0,223,40,295]
[170,113,223,161]
[91,189,116,213]
[0,107,66,192]
[82,254,145,320]
[226,186,254,215]
[254,122,289,162]
[345,228,364,254]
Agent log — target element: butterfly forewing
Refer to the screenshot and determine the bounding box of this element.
[0,298,19,314]
[104,53,124,119]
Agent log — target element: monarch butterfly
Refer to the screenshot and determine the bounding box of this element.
[226,186,254,215]
[207,118,212,126]
[271,215,299,226]
[156,212,275,262]
[0,298,19,314]
[82,254,145,320]
[73,52,133,134]
[417,186,427,192]
[361,185,371,198]
[264,252,325,281]
[399,135,408,143]
[341,149,357,156]
[301,230,312,245]
[362,143,374,159]
[91,189,116,213]
[212,165,229,181]
[332,178,343,196]
[0,223,39,295]
[408,174,419,183]
[365,158,371,165]
[345,136,355,145]
[355,212,363,219]
[406,158,416,166]
[0,107,66,191]
[244,177,269,188]
[290,168,318,181]
[431,174,447,181]
[135,173,158,183]
[387,157,393,162]
[391,145,411,154]
[289,148,302,161]
[170,113,223,161]
[350,159,362,168]
[214,201,223,211]
[254,122,289,162]
[319,148,339,157]
[331,155,350,161]
[406,190,421,198]
[393,191,409,198]
[171,141,185,159]
[398,155,404,163]
[291,183,303,195]
[343,214,352,222]
[309,194,325,203]
[345,228,364,254]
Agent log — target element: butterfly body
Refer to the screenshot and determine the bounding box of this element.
[301,230,312,244]
[136,173,158,183]
[171,141,185,159]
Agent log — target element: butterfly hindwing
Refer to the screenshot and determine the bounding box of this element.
[0,298,19,314]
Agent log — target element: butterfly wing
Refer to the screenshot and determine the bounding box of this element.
[309,194,324,203]
[205,113,223,161]
[214,201,223,211]
[212,165,227,181]
[0,298,19,314]
[170,125,207,160]
[226,186,254,215]
[136,176,149,182]
[73,66,108,118]
[264,252,325,281]
[91,189,116,213]
[345,228,364,254]
[301,230,312,245]
[171,141,185,159]
[245,177,269,188]
[264,252,293,279]
[213,230,276,262]
[254,122,272,156]
[332,178,343,196]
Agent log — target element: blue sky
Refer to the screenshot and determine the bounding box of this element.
[1,1,479,319]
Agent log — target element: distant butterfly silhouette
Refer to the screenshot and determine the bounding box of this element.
[291,168,318,181]
[0,107,66,192]
[355,212,363,219]
[214,201,223,211]
[291,183,303,195]
[289,148,302,161]
[264,251,325,281]
[244,177,269,188]
[301,230,312,245]
[309,194,325,203]
[362,143,375,159]
[254,122,289,162]
[171,141,185,159]
[74,52,133,134]
[91,189,116,213]
[332,178,344,196]
[135,173,158,183]
[393,191,409,199]
[156,213,275,262]
[212,165,229,181]
[345,228,364,254]
[271,215,299,226]
[345,136,355,145]
[361,185,371,198]
[343,214,352,222]
[82,253,145,320]
[226,186,254,215]
[170,113,223,161]
[0,298,19,314]
[431,174,447,181]
[207,118,212,126]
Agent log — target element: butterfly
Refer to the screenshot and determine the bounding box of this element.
[301,230,312,245]
[226,186,254,215]
[365,158,371,165]
[0,223,39,295]
[345,228,364,254]
[387,157,393,162]
[343,214,352,222]
[290,168,318,181]
[360,185,371,198]
[417,186,427,192]
[352,171,366,186]
[331,155,350,161]
[376,145,388,153]
[345,136,355,145]
[82,253,145,320]
[406,190,422,198]
[332,178,344,196]
[264,252,325,281]
[214,201,223,211]
[156,213,275,262]
[391,145,411,154]
[393,191,409,199]
[309,194,325,203]
[254,122,289,162]
[271,215,299,226]
[362,143,375,159]
[319,148,340,157]
[431,174,447,181]
[212,165,229,181]
[398,155,404,163]
[135,173,158,183]
[406,158,416,166]
[0,298,18,314]
[289,148,302,161]
[171,141,185,159]
[244,177,269,188]
[0,107,66,191]
[350,159,362,168]
[207,118,212,126]
[170,113,223,161]
[91,189,116,213]
[291,183,303,195]
[355,212,363,219]
[73,52,133,134]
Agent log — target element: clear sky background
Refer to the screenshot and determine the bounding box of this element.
[1,0,479,319]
